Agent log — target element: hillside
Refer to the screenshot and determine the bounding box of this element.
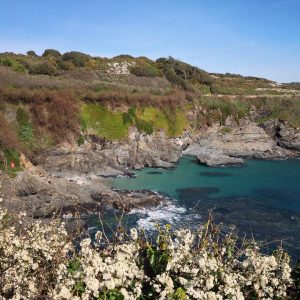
[0,49,300,174]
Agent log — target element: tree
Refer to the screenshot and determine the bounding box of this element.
[42,49,62,58]
[26,50,38,57]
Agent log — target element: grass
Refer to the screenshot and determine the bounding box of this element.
[81,104,129,140]
[136,107,188,137]
[81,104,188,140]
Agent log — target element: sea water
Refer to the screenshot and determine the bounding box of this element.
[111,156,300,259]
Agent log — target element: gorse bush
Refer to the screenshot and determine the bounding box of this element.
[130,63,160,78]
[42,49,62,58]
[26,50,38,57]
[62,51,90,67]
[29,62,59,76]
[0,207,298,299]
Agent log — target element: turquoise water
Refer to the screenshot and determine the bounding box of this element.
[112,156,300,259]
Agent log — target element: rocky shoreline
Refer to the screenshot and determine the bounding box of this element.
[1,119,299,219]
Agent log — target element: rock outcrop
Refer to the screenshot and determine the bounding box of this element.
[262,120,300,152]
[184,123,293,166]
[34,129,183,179]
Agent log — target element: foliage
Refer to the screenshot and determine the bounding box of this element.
[130,63,160,78]
[77,134,85,146]
[81,104,129,140]
[156,57,212,90]
[26,50,38,57]
[0,207,298,299]
[42,49,62,58]
[0,57,26,72]
[136,118,154,135]
[62,51,90,67]
[123,106,136,124]
[0,113,22,152]
[29,62,58,76]
[0,148,21,174]
[16,107,34,144]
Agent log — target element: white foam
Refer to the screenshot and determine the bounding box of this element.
[129,203,187,231]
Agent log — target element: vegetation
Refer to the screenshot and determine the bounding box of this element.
[0,208,299,299]
[62,51,90,67]
[0,49,299,154]
[81,104,129,140]
[29,61,59,76]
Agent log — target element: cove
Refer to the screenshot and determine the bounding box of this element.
[111,156,300,259]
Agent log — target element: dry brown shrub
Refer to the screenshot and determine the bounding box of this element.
[29,91,80,143]
[0,113,22,154]
[82,88,187,109]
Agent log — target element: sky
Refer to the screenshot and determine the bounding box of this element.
[0,0,299,82]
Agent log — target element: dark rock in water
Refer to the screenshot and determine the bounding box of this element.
[199,171,231,177]
[90,189,167,212]
[176,187,220,201]
[147,171,163,175]
[214,206,231,214]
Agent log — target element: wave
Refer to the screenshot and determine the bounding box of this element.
[129,202,187,231]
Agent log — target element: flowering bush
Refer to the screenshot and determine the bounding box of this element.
[0,205,298,299]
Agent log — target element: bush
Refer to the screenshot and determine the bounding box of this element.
[0,58,26,73]
[29,62,58,76]
[26,50,38,57]
[123,106,136,124]
[0,208,297,299]
[42,49,62,58]
[156,57,212,90]
[62,51,90,67]
[130,63,160,77]
[30,91,79,143]
[58,60,75,70]
[16,108,34,144]
[136,118,154,135]
[0,113,21,152]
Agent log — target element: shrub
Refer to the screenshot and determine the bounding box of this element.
[58,60,75,70]
[77,134,85,146]
[0,208,297,299]
[123,106,136,124]
[42,49,62,58]
[62,51,90,67]
[156,57,212,90]
[130,63,160,77]
[0,58,26,73]
[136,118,154,135]
[26,50,38,57]
[0,113,21,152]
[16,108,34,144]
[29,62,58,76]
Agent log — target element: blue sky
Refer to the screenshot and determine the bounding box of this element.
[0,0,299,82]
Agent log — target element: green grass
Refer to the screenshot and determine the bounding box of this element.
[136,107,188,137]
[81,104,129,140]
[81,104,188,140]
